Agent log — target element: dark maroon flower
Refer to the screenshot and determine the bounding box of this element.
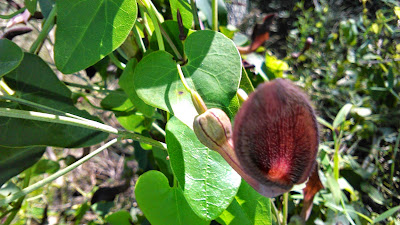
[233,79,319,197]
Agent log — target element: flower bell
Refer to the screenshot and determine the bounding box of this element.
[233,79,319,197]
[192,79,319,198]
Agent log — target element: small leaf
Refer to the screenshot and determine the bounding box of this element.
[317,116,333,130]
[326,174,341,204]
[0,182,21,197]
[101,90,134,112]
[55,0,137,73]
[105,211,133,225]
[119,59,155,117]
[394,6,400,19]
[264,52,289,78]
[92,202,114,217]
[166,117,241,220]
[333,103,352,129]
[0,39,23,77]
[33,159,60,175]
[0,146,45,187]
[300,165,323,221]
[100,90,148,133]
[373,205,400,223]
[135,170,208,225]
[25,0,38,14]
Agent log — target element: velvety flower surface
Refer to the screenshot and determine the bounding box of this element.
[233,79,319,196]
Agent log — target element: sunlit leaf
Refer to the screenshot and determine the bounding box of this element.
[55,0,137,73]
[166,117,241,220]
[0,39,23,77]
[135,170,209,225]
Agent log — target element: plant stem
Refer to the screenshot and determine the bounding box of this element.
[3,168,32,225]
[152,122,166,137]
[0,7,26,19]
[63,81,114,93]
[190,0,200,30]
[390,129,400,184]
[333,133,339,180]
[212,0,218,31]
[141,0,164,51]
[119,130,167,150]
[109,52,126,69]
[0,139,118,207]
[333,129,343,181]
[176,64,192,94]
[133,24,147,53]
[282,192,289,225]
[0,107,119,134]
[159,25,183,61]
[0,97,167,150]
[389,88,400,101]
[0,79,15,95]
[138,5,153,36]
[29,4,57,54]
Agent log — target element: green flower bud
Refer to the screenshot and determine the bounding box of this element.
[193,108,232,152]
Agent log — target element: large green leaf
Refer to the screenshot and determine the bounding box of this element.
[55,0,137,73]
[134,30,241,127]
[182,31,241,112]
[0,146,45,187]
[0,39,23,77]
[217,181,272,225]
[135,170,209,225]
[170,0,193,29]
[166,117,241,220]
[0,53,108,147]
[134,50,197,127]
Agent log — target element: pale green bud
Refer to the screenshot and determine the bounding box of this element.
[193,108,232,152]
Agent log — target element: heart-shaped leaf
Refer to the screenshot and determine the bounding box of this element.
[55,0,137,73]
[182,31,242,111]
[0,146,45,187]
[135,170,209,225]
[1,53,108,147]
[166,117,241,220]
[133,50,198,127]
[0,39,23,77]
[217,181,272,225]
[134,30,241,126]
